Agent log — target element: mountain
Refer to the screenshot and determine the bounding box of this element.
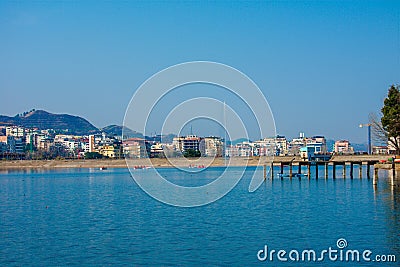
[351,143,368,153]
[160,133,177,143]
[0,110,99,135]
[101,125,144,139]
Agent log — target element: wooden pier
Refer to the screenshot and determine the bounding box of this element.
[261,155,399,187]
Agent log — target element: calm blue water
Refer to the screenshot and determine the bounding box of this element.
[0,166,399,266]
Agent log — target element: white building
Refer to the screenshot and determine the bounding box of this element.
[372,146,389,155]
[6,126,25,138]
[123,138,148,158]
[306,136,327,153]
[225,145,240,157]
[334,140,354,154]
[388,137,400,154]
[254,136,287,156]
[81,139,91,152]
[199,137,224,157]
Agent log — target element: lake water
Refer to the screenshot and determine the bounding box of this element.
[0,166,399,266]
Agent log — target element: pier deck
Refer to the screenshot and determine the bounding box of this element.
[263,155,399,187]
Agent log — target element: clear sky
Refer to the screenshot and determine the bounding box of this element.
[1,1,399,143]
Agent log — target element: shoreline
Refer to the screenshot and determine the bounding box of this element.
[0,157,264,169]
[0,155,394,170]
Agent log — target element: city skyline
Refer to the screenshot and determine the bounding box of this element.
[0,107,381,150]
[1,1,399,143]
[1,123,374,160]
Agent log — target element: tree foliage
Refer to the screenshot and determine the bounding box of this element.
[183,149,201,158]
[381,85,400,154]
[85,152,104,159]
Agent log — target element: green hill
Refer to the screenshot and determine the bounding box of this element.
[0,110,99,135]
[101,125,144,139]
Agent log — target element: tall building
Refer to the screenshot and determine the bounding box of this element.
[4,136,24,153]
[0,136,7,153]
[173,135,201,153]
[89,135,95,152]
[275,135,288,156]
[0,141,7,153]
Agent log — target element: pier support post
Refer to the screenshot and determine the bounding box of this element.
[315,164,318,179]
[367,163,371,179]
[325,163,328,179]
[343,163,346,179]
[333,163,336,179]
[359,164,362,179]
[373,167,378,185]
[263,164,266,180]
[307,164,311,179]
[280,163,284,180]
[350,163,354,179]
[391,163,396,187]
[270,162,274,180]
[297,163,302,180]
[289,163,293,179]
[271,162,274,180]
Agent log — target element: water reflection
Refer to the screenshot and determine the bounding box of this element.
[372,169,400,260]
[388,182,400,260]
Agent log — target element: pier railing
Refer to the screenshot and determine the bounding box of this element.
[262,155,399,187]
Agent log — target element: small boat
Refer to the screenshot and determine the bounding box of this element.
[100,167,107,170]
[278,173,307,178]
[189,164,205,169]
[294,173,308,178]
[133,165,151,170]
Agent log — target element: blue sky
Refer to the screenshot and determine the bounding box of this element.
[1,1,399,143]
